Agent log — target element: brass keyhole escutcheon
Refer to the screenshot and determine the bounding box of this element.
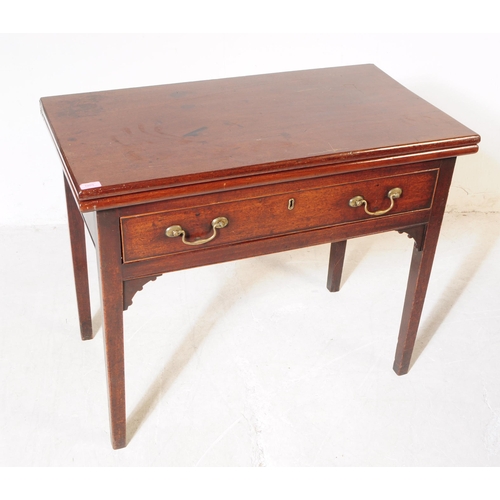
[288,198,295,210]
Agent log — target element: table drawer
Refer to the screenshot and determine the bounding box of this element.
[121,169,438,262]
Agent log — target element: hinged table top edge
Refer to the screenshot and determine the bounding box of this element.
[40,64,480,209]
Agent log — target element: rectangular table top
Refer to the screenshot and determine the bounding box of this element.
[40,64,480,206]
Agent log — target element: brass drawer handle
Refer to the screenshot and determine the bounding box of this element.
[165,216,229,246]
[349,187,402,216]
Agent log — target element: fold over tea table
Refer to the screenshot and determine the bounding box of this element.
[40,64,480,449]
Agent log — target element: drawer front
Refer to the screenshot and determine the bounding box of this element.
[121,169,438,263]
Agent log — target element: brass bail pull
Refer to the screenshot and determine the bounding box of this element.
[165,217,229,246]
[349,187,402,216]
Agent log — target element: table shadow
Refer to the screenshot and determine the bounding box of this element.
[125,258,268,444]
[125,240,377,443]
[125,219,493,443]
[408,217,499,371]
[91,311,102,338]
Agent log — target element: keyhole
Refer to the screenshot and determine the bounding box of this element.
[288,198,295,210]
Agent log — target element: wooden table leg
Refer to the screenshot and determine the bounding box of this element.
[327,240,347,292]
[393,158,456,375]
[96,210,127,449]
[64,176,93,341]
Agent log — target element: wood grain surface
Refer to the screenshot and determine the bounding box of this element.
[40,65,479,206]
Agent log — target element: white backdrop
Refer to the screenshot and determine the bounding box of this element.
[1,33,498,225]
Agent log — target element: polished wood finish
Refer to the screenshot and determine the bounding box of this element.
[41,65,480,449]
[40,64,478,211]
[393,158,456,375]
[64,176,93,340]
[95,209,126,449]
[327,241,347,293]
[120,167,438,263]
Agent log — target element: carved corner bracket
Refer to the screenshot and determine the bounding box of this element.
[397,225,427,252]
[123,275,161,311]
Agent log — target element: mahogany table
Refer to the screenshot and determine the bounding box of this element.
[40,64,480,449]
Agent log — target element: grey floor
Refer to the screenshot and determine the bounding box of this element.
[1,212,499,466]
